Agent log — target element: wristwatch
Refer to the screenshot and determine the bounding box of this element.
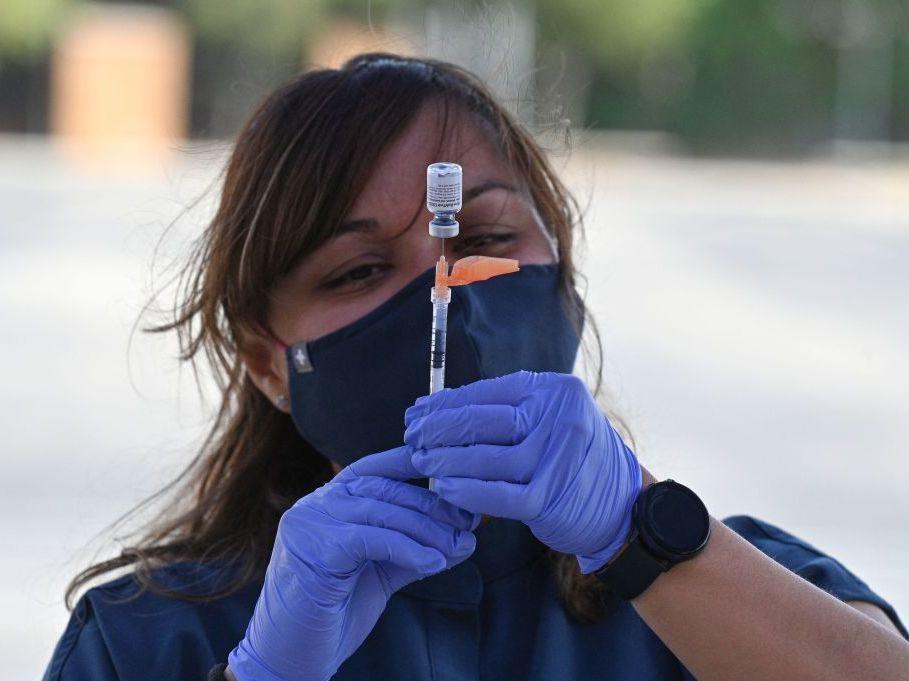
[594,479,710,600]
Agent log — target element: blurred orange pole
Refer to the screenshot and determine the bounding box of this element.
[50,4,190,168]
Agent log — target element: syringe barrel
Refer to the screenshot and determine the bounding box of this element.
[429,287,451,394]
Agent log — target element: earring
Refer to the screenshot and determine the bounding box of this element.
[276,395,289,409]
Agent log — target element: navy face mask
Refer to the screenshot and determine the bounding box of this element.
[285,263,582,466]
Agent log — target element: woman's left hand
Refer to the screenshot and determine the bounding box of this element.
[404,370,642,572]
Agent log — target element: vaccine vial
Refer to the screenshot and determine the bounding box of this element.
[426,162,462,238]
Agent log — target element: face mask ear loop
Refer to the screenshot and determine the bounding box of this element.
[256,323,290,353]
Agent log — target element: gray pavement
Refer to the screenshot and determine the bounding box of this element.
[2,135,907,678]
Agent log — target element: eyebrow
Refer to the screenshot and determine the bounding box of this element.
[336,179,517,236]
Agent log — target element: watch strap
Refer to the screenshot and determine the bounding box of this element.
[595,530,667,600]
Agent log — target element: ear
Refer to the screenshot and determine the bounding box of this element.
[242,333,290,413]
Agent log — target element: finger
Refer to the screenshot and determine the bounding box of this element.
[337,445,421,483]
[432,477,534,520]
[322,493,475,560]
[344,476,477,531]
[404,404,529,449]
[410,444,537,484]
[352,525,448,573]
[404,371,539,425]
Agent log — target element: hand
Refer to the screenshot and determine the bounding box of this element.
[404,371,642,573]
[228,447,478,681]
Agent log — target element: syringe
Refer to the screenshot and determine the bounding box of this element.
[425,163,519,490]
[426,162,462,396]
[428,254,521,392]
[429,258,451,394]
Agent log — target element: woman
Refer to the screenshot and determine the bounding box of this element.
[44,53,908,681]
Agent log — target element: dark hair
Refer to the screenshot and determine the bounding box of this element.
[66,52,631,622]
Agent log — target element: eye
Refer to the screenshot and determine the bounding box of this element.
[323,262,392,290]
[452,230,517,255]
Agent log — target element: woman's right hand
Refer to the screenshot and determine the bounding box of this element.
[227,446,478,681]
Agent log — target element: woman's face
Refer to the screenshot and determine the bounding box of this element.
[244,103,557,463]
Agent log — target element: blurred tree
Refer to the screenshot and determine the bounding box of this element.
[536,0,704,68]
[893,35,909,140]
[0,0,81,58]
[0,0,905,149]
[175,0,326,56]
[172,0,329,136]
[663,0,840,153]
[329,0,416,22]
[0,0,83,132]
[539,0,907,150]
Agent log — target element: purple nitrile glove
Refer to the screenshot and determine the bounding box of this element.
[228,446,478,681]
[404,371,642,573]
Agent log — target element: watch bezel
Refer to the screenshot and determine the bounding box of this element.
[633,479,710,562]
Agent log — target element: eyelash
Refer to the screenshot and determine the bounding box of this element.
[452,231,516,254]
[324,231,518,291]
[324,263,392,290]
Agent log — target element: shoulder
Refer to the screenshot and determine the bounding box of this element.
[723,514,837,568]
[723,515,907,638]
[43,563,261,681]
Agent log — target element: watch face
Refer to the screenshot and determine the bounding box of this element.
[638,481,710,558]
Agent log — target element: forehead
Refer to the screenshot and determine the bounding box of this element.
[345,102,515,222]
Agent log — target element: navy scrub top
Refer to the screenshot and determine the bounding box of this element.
[44,515,907,680]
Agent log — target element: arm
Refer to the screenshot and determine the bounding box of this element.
[404,372,909,681]
[633,470,909,681]
[848,599,904,634]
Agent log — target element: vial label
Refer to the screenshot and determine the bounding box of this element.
[427,180,461,212]
[427,162,462,213]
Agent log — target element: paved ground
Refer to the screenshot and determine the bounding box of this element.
[2,135,907,677]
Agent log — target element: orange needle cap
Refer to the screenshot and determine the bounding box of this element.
[445,255,519,286]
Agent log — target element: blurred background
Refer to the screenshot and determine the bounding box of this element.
[1,0,907,677]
